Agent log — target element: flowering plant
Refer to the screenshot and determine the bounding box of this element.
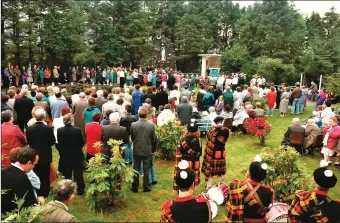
[243,117,271,145]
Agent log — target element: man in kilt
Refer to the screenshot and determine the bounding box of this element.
[173,121,202,191]
[225,155,274,223]
[161,160,212,223]
[201,116,230,190]
[288,161,340,223]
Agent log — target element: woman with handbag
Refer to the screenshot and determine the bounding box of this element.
[173,121,202,191]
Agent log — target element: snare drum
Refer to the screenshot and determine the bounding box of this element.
[196,193,218,219]
[207,182,230,205]
[265,202,289,222]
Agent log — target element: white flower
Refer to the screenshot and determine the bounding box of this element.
[180,171,188,179]
[190,123,194,127]
[178,160,189,170]
[324,170,333,177]
[261,163,268,170]
[254,155,262,162]
[320,160,328,168]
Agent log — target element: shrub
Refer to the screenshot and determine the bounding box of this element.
[243,117,271,145]
[86,140,136,211]
[156,121,186,160]
[260,146,313,201]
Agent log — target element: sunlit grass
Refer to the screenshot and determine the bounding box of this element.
[51,105,340,222]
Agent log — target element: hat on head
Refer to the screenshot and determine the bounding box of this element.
[214,116,224,124]
[314,167,337,189]
[187,122,198,133]
[249,155,267,182]
[175,160,195,190]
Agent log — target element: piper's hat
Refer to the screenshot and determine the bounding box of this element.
[314,167,337,189]
[249,155,267,182]
[175,160,195,190]
[214,116,224,124]
[187,122,198,133]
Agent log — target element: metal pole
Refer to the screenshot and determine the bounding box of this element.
[319,75,322,90]
[300,73,303,87]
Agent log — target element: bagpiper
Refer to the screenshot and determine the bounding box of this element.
[161,160,212,223]
[225,155,274,223]
[288,160,340,223]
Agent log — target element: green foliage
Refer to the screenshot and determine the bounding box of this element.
[155,121,186,160]
[260,146,313,200]
[324,73,340,94]
[86,140,136,211]
[1,192,50,222]
[221,43,249,73]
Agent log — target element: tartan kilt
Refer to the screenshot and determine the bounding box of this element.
[201,145,226,179]
[173,158,201,191]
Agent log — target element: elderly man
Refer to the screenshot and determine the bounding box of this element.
[304,119,322,149]
[282,118,305,147]
[95,90,107,112]
[1,110,27,168]
[43,180,77,222]
[131,108,156,193]
[157,104,176,126]
[2,148,39,214]
[72,92,87,132]
[178,96,193,126]
[102,93,120,117]
[101,112,129,159]
[57,114,85,195]
[50,92,69,119]
[180,86,192,102]
[26,108,56,197]
[14,89,35,132]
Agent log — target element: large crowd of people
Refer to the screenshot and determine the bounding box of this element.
[1,67,340,222]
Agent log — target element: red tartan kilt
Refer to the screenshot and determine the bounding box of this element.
[173,159,201,191]
[201,147,226,178]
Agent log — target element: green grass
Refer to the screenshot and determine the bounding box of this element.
[51,105,340,222]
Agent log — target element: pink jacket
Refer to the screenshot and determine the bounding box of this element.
[323,125,340,150]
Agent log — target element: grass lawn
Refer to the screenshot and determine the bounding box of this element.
[51,105,340,222]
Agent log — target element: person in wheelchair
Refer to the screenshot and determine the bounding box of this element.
[281,118,305,150]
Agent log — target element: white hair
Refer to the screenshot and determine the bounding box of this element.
[96,90,103,97]
[109,112,120,123]
[22,84,28,90]
[208,107,215,113]
[20,88,28,96]
[35,108,46,121]
[292,118,300,124]
[53,86,60,93]
[79,92,86,98]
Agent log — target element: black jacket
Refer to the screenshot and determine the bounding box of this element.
[155,91,169,109]
[57,125,85,164]
[120,114,138,136]
[26,122,55,165]
[1,165,37,215]
[14,96,34,121]
[101,123,129,157]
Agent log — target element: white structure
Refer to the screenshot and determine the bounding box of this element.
[198,53,221,77]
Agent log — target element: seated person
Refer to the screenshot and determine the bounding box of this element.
[232,106,249,133]
[191,107,202,120]
[282,118,305,146]
[304,119,322,149]
[254,102,265,117]
[43,179,77,222]
[245,104,256,119]
[207,106,218,125]
[199,111,212,132]
[220,104,233,119]
[289,164,340,223]
[161,161,212,223]
[225,155,274,222]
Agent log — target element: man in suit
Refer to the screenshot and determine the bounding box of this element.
[101,112,129,159]
[94,90,107,112]
[1,148,38,215]
[26,108,56,197]
[13,88,34,132]
[72,92,88,133]
[131,107,156,192]
[44,179,77,222]
[57,113,85,195]
[282,118,305,146]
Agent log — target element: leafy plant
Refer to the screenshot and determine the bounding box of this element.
[86,140,136,211]
[250,97,267,111]
[1,191,50,222]
[243,117,271,145]
[260,147,313,201]
[156,121,186,160]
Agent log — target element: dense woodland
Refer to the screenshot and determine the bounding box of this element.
[1,0,340,84]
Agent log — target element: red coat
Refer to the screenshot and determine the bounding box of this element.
[85,122,102,155]
[266,91,277,109]
[323,125,340,150]
[1,122,27,167]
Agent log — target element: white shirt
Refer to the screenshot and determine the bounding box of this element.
[71,94,79,104]
[148,73,152,82]
[225,78,232,86]
[250,78,256,85]
[257,78,263,86]
[157,109,176,126]
[207,112,218,124]
[321,107,335,123]
[53,117,64,143]
[11,163,24,171]
[233,111,249,126]
[169,90,181,105]
[133,71,138,78]
[217,76,225,86]
[102,70,106,78]
[232,77,238,85]
[258,88,264,97]
[118,71,125,77]
[102,101,120,117]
